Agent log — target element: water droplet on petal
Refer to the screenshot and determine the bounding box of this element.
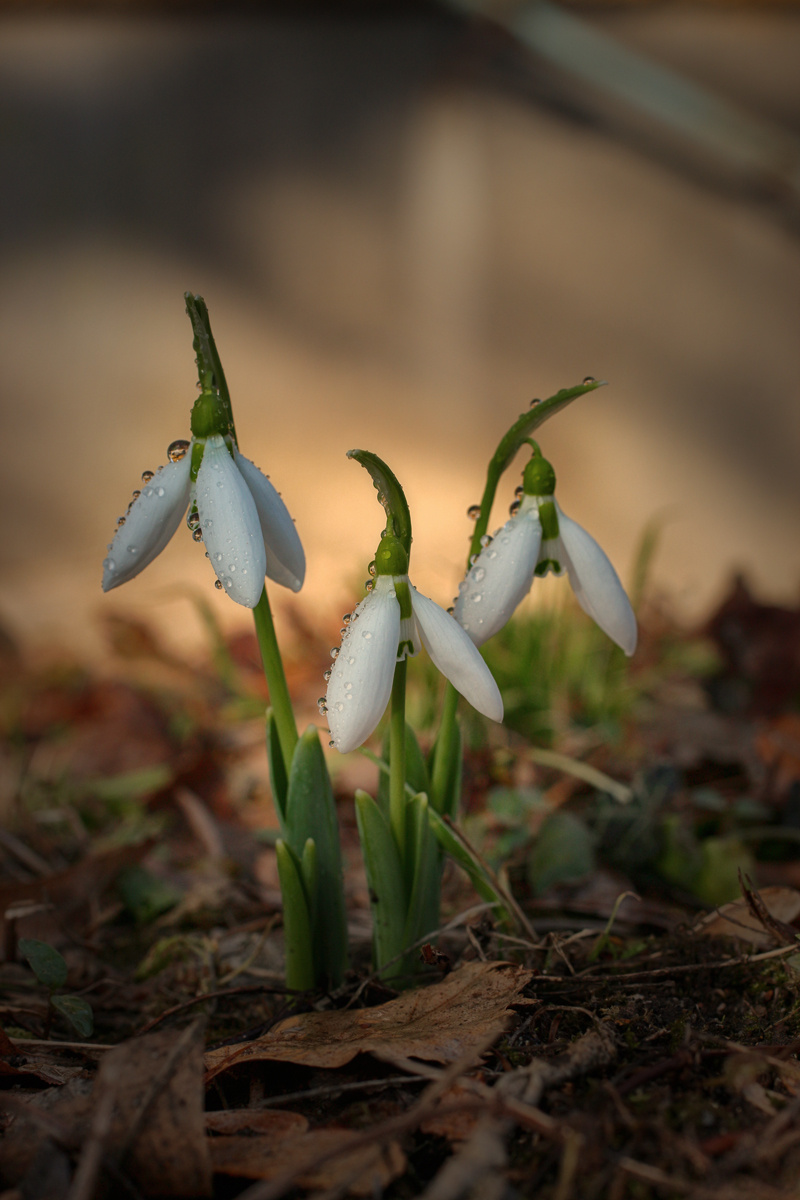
[480,534,492,548]
[447,606,454,614]
[317,698,328,713]
[131,490,141,502]
[471,593,482,603]
[228,564,236,573]
[473,567,485,582]
[127,545,137,555]
[167,438,190,462]
[345,693,353,701]
[330,647,340,659]
[367,561,377,577]
[509,500,521,516]
[214,579,223,590]
[104,557,116,572]
[469,554,478,567]
[187,510,200,531]
[342,613,352,626]
[365,580,374,592]
[192,528,203,542]
[514,485,524,498]
[467,504,481,520]
[362,630,372,640]
[141,470,154,484]
[215,553,223,563]
[323,669,332,682]
[347,657,355,665]
[329,739,335,748]
[156,487,165,498]
[488,550,497,560]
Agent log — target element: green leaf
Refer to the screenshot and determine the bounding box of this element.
[347,449,412,557]
[355,790,408,976]
[427,809,510,925]
[403,793,441,949]
[116,865,182,923]
[87,764,172,806]
[18,938,68,990]
[526,811,595,896]
[429,713,462,819]
[275,839,316,992]
[50,995,94,1039]
[266,708,289,827]
[284,725,348,988]
[377,722,430,815]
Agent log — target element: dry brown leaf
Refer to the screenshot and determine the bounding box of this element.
[692,887,800,947]
[92,1020,212,1197]
[419,1084,482,1142]
[209,1125,406,1196]
[205,961,531,1081]
[205,1108,307,1136]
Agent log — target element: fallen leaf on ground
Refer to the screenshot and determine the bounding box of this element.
[205,961,531,1080]
[90,1019,212,1196]
[692,886,800,947]
[209,1124,405,1196]
[205,1108,307,1136]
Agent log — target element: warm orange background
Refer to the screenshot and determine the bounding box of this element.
[2,11,799,659]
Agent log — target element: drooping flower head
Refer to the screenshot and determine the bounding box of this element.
[102,300,304,608]
[455,441,637,655]
[324,453,503,754]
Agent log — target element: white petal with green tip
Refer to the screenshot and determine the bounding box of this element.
[411,587,503,723]
[555,502,637,656]
[234,449,306,593]
[454,499,542,647]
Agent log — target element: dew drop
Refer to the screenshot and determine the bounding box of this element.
[214,552,223,563]
[342,613,352,626]
[335,702,344,712]
[224,577,233,589]
[344,682,352,690]
[317,698,328,713]
[104,557,116,572]
[187,510,200,530]
[192,528,203,542]
[467,504,481,520]
[488,550,498,560]
[471,593,483,603]
[365,580,374,592]
[345,693,353,701]
[447,606,454,615]
[127,545,137,555]
[228,564,237,573]
[529,398,542,407]
[582,375,596,385]
[362,631,372,640]
[330,647,340,660]
[473,567,485,582]
[329,739,335,748]
[323,669,332,682]
[131,490,141,502]
[156,487,165,498]
[480,534,491,548]
[469,554,478,567]
[509,499,521,516]
[347,657,355,665]
[367,561,377,577]
[204,552,209,559]
[514,485,524,498]
[116,515,126,527]
[167,439,190,463]
[214,579,223,590]
[141,470,154,484]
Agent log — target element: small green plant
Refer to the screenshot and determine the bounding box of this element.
[18,938,94,1039]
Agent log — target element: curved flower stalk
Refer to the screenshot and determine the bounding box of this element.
[326,539,503,755]
[455,443,637,655]
[102,424,304,609]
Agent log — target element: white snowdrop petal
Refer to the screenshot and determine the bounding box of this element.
[102,455,191,592]
[327,576,400,754]
[555,503,637,656]
[454,501,542,646]
[196,435,267,608]
[234,450,306,593]
[411,588,503,723]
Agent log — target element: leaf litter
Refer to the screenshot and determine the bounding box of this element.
[3,581,800,1197]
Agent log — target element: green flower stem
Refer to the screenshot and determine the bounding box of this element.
[389,658,408,864]
[253,586,298,769]
[430,681,459,815]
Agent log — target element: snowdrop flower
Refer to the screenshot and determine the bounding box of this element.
[455,444,636,655]
[325,535,503,754]
[101,388,304,608]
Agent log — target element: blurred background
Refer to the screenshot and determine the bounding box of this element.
[2,1,799,660]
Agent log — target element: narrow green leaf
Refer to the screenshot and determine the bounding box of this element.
[355,790,408,976]
[116,865,181,923]
[50,994,94,1038]
[346,449,412,557]
[377,722,430,815]
[266,708,289,828]
[429,716,462,819]
[403,794,441,949]
[275,839,316,992]
[284,726,348,987]
[18,939,68,990]
[300,837,318,928]
[428,809,510,924]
